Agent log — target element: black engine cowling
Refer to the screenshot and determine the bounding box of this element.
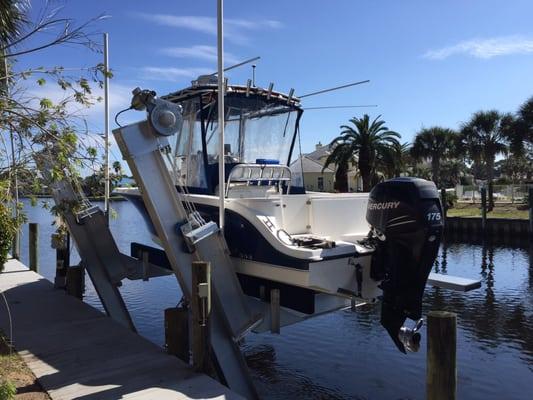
[366,177,443,353]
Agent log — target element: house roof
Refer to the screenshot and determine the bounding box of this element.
[305,145,331,161]
[290,155,335,173]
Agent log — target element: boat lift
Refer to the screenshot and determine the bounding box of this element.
[36,121,260,397]
[35,86,481,399]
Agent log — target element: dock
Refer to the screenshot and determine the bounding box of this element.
[0,258,242,400]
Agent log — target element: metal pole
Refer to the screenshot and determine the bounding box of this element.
[440,188,447,222]
[217,0,225,230]
[527,186,533,241]
[103,33,110,224]
[481,187,487,233]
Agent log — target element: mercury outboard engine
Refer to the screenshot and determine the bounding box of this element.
[366,177,443,353]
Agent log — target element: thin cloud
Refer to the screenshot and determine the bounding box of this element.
[423,35,533,60]
[160,45,239,64]
[133,13,282,43]
[141,66,212,81]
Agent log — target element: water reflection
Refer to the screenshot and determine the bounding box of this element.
[14,200,533,399]
[428,239,533,365]
[245,239,533,399]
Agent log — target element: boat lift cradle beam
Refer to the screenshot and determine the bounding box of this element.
[36,156,176,331]
[42,178,136,330]
[113,120,259,399]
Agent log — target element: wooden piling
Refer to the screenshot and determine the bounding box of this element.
[191,261,211,373]
[427,311,457,400]
[11,231,20,260]
[481,187,487,233]
[165,306,189,363]
[270,288,280,334]
[28,223,39,272]
[142,250,149,281]
[66,264,84,299]
[53,230,70,289]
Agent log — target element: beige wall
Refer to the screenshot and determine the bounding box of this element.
[303,172,335,192]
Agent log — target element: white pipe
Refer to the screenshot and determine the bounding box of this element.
[103,33,110,223]
[217,0,225,229]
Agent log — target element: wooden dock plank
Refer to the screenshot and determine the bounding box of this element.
[0,258,242,400]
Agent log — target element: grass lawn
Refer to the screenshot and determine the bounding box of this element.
[0,333,50,399]
[447,203,529,219]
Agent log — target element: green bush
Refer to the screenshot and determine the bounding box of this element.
[0,379,17,400]
[0,203,17,273]
[443,191,457,209]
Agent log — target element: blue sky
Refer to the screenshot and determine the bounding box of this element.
[19,0,533,165]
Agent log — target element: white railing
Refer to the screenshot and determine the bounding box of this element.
[225,164,292,197]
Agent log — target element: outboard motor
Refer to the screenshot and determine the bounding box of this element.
[366,177,443,353]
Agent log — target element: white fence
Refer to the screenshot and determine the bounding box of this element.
[455,184,531,203]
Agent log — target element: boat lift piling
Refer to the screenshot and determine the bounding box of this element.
[427,311,457,400]
[52,227,70,289]
[29,222,39,272]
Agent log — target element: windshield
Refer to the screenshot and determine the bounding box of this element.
[172,94,300,191]
[205,103,298,165]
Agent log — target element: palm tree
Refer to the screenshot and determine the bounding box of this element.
[324,115,400,192]
[112,161,122,176]
[321,144,355,192]
[516,97,533,180]
[518,96,533,133]
[378,141,410,179]
[410,127,456,188]
[460,110,508,209]
[1,0,29,89]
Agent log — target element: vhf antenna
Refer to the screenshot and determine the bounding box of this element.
[299,80,370,98]
[304,104,378,110]
[209,56,261,76]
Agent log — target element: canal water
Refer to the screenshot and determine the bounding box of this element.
[16,199,533,400]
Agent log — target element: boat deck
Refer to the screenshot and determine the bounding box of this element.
[0,258,242,400]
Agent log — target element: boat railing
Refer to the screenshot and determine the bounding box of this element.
[225,164,292,197]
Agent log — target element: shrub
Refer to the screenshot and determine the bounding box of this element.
[0,203,17,272]
[0,380,17,400]
[443,191,457,209]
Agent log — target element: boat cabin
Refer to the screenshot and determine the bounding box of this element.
[163,76,304,196]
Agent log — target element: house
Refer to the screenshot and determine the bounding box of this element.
[290,142,363,192]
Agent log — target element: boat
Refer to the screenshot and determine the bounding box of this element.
[115,74,444,353]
